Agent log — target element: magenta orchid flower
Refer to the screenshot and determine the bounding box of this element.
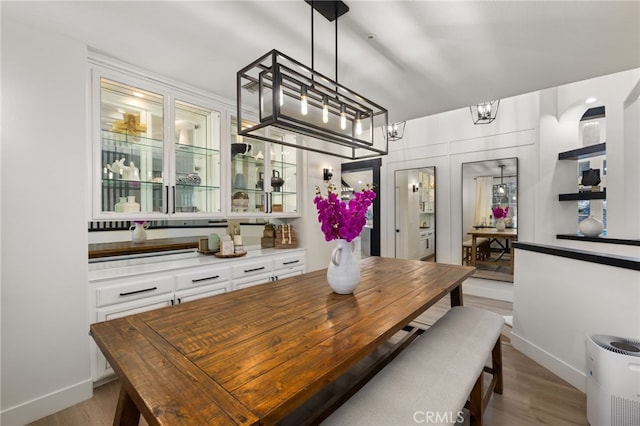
[491,206,509,219]
[313,183,376,242]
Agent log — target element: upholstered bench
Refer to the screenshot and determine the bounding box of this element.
[462,238,491,265]
[321,306,505,426]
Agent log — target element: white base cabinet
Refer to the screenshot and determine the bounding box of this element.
[88,249,306,382]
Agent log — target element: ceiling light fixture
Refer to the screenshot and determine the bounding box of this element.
[470,100,500,125]
[237,0,388,160]
[385,121,406,141]
[497,165,506,195]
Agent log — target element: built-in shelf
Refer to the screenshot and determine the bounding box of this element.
[558,142,606,160]
[558,189,606,201]
[556,234,640,246]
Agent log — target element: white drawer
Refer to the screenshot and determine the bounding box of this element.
[273,253,305,270]
[232,258,273,279]
[175,264,231,291]
[96,276,174,308]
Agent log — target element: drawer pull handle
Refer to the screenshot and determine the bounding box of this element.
[192,275,220,283]
[244,266,266,273]
[282,260,300,265]
[119,286,157,297]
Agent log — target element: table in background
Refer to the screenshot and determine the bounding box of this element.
[468,228,518,273]
[90,257,475,425]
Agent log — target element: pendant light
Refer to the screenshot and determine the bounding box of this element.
[237,0,388,160]
[470,100,500,124]
[498,165,506,195]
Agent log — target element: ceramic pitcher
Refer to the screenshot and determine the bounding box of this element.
[327,239,360,294]
[130,222,149,243]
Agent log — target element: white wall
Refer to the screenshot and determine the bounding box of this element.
[297,150,342,273]
[1,19,92,424]
[511,249,640,392]
[509,68,640,392]
[382,92,539,301]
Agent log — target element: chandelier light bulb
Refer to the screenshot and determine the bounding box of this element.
[322,96,329,124]
[340,104,347,130]
[300,86,308,115]
[355,112,362,136]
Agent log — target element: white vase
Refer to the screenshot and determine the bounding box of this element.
[495,218,506,231]
[327,239,360,294]
[114,197,126,213]
[123,196,140,213]
[130,222,149,243]
[579,216,604,237]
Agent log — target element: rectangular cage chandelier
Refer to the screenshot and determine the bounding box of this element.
[236,2,388,160]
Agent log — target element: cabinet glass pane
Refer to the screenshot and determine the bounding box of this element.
[174,101,221,214]
[100,78,164,214]
[231,117,266,214]
[269,129,297,214]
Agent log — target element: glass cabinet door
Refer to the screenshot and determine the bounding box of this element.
[230,117,267,214]
[269,129,298,215]
[99,78,164,215]
[229,118,299,216]
[95,73,223,219]
[174,100,221,215]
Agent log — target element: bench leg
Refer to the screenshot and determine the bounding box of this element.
[492,337,503,395]
[469,373,484,426]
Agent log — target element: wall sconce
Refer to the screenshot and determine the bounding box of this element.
[385,121,406,141]
[469,100,500,124]
[412,184,419,192]
[323,168,334,181]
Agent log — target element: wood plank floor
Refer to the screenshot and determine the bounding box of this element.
[28,295,587,426]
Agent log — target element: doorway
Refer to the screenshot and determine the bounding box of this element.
[341,159,381,257]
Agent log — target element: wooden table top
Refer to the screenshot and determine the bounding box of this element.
[90,257,475,425]
[468,228,518,238]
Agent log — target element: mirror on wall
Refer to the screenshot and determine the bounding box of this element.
[395,167,436,261]
[342,159,381,258]
[461,158,518,282]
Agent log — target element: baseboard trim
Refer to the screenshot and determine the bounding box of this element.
[1,378,93,425]
[510,331,586,393]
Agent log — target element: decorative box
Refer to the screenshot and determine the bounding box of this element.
[275,224,298,249]
[220,240,235,256]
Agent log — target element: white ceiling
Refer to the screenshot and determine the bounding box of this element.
[4,1,639,123]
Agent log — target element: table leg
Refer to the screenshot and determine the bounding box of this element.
[114,385,141,426]
[450,285,464,307]
[510,242,514,274]
[471,236,477,267]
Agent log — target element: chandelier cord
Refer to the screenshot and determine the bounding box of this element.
[311,1,315,72]
[335,2,338,86]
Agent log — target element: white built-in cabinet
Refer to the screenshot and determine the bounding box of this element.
[90,56,301,220]
[88,250,306,382]
[91,66,224,219]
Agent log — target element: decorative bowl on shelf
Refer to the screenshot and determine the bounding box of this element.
[176,172,201,185]
[231,143,252,156]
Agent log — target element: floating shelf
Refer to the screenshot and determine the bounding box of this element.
[558,189,606,201]
[556,234,640,246]
[558,143,606,160]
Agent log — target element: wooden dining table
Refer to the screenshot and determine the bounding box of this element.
[90,256,475,426]
[467,228,518,273]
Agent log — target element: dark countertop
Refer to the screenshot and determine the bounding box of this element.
[89,237,202,259]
